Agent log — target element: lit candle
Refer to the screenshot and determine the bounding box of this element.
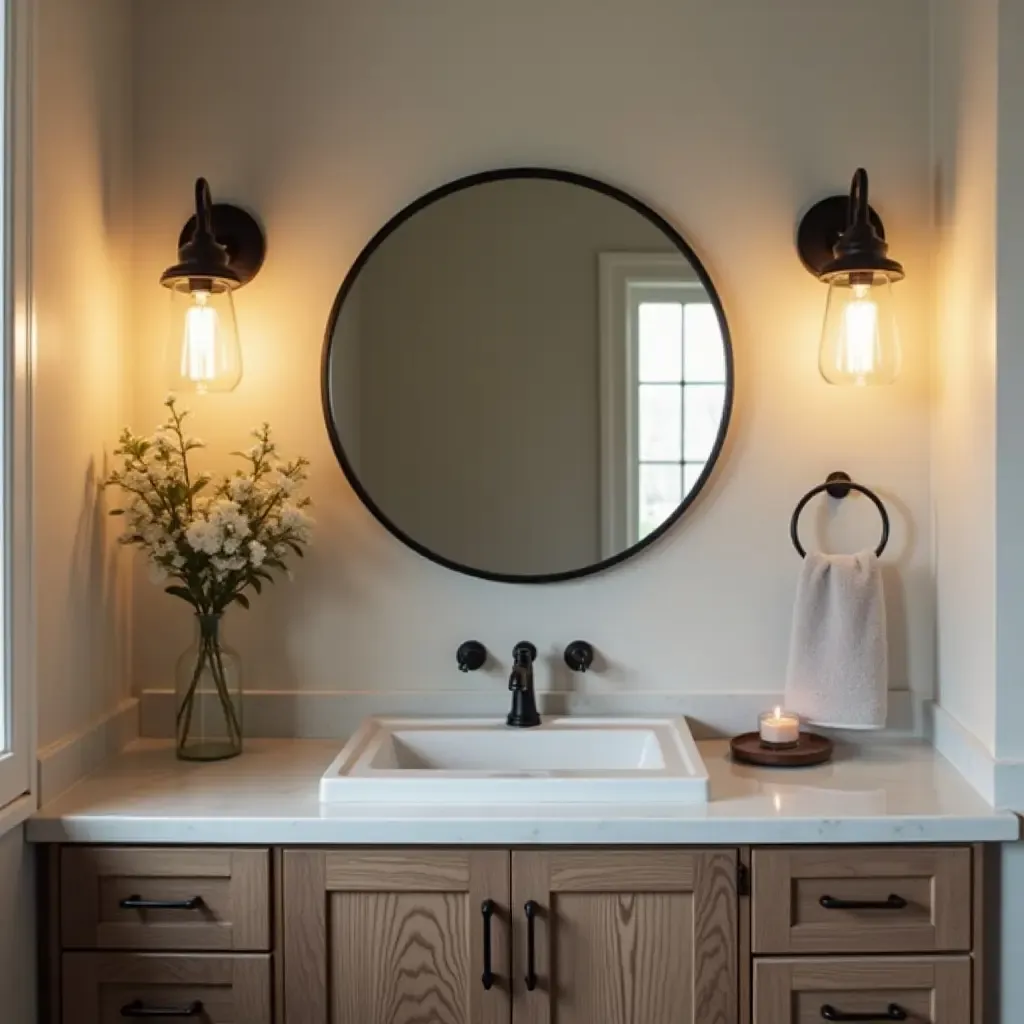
[759,706,800,747]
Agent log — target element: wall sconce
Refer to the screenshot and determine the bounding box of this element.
[160,178,266,394]
[797,168,904,386]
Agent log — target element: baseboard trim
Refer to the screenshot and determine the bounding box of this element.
[140,687,921,743]
[927,702,998,804]
[927,701,1024,809]
[37,698,139,805]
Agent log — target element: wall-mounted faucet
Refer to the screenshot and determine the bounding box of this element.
[507,641,541,728]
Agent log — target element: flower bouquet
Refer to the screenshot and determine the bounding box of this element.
[105,397,312,759]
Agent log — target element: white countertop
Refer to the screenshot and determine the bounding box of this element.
[26,738,1019,845]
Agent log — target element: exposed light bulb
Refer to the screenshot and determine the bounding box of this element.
[818,273,901,386]
[840,284,878,378]
[181,291,219,390]
[164,280,243,393]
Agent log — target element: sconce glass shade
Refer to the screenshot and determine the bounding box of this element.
[164,278,242,394]
[818,270,901,386]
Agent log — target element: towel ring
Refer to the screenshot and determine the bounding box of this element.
[790,471,890,558]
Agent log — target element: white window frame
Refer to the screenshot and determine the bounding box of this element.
[598,252,705,558]
[0,0,34,826]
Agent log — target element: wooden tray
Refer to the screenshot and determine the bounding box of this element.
[729,731,833,767]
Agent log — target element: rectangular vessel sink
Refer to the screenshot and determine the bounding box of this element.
[319,716,709,805]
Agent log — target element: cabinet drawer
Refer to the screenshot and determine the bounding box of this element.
[752,847,971,954]
[61,847,270,951]
[753,957,971,1024]
[63,953,271,1024]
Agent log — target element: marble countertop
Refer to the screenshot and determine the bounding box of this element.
[26,738,1020,845]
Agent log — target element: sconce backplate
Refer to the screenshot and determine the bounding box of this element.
[796,195,885,277]
[178,203,266,286]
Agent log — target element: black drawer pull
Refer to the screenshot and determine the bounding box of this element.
[821,1004,907,1021]
[120,1000,204,1018]
[524,900,539,991]
[119,895,205,911]
[819,894,907,911]
[481,899,496,990]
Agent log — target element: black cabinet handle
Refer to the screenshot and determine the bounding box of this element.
[481,899,495,990]
[119,895,205,911]
[821,1004,907,1021]
[120,1000,204,1018]
[524,900,539,991]
[819,894,908,911]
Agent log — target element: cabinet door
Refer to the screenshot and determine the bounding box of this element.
[511,849,737,1024]
[282,849,511,1024]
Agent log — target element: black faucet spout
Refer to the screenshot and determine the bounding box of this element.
[507,641,541,728]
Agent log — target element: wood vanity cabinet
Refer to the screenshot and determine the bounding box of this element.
[47,842,987,1024]
[280,848,737,1024]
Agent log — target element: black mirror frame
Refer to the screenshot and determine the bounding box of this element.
[321,167,735,584]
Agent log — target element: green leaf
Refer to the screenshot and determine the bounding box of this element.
[287,541,305,558]
[233,593,251,610]
[108,509,124,516]
[254,569,275,583]
[249,576,262,595]
[164,585,196,606]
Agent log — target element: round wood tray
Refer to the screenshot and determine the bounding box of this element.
[729,731,833,767]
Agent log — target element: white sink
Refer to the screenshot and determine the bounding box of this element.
[319,716,709,805]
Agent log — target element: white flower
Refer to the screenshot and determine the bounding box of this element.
[228,475,253,501]
[185,520,223,555]
[268,470,297,496]
[223,537,240,555]
[249,540,266,567]
[209,499,251,540]
[148,559,169,584]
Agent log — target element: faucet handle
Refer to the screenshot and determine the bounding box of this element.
[512,641,537,665]
[564,641,594,673]
[456,641,487,673]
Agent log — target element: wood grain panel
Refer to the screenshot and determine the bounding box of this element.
[283,848,510,1024]
[753,956,971,1024]
[548,849,695,891]
[62,846,269,951]
[325,849,472,891]
[282,849,328,1024]
[752,847,971,954]
[331,890,469,1024]
[512,849,737,1024]
[62,952,271,1024]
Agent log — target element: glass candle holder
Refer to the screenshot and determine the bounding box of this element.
[758,707,800,749]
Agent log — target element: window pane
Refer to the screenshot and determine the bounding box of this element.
[683,303,726,382]
[683,383,726,461]
[639,464,682,539]
[638,302,683,382]
[638,384,682,461]
[683,462,706,495]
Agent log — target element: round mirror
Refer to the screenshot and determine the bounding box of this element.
[323,169,733,582]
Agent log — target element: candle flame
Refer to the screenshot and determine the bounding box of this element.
[773,706,782,719]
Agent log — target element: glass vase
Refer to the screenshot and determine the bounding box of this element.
[174,612,243,761]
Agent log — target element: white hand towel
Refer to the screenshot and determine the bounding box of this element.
[784,550,887,729]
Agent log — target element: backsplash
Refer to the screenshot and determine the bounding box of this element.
[127,0,934,722]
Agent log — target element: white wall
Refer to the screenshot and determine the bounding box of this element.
[128,0,934,710]
[930,0,998,753]
[33,0,134,750]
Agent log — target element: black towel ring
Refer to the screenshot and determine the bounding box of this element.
[790,471,890,558]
